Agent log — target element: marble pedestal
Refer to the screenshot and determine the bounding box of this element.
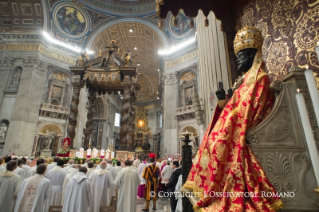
[115,150,129,160]
[40,149,52,157]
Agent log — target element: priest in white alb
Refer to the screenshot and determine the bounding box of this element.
[0,161,22,212]
[137,156,148,198]
[106,159,118,205]
[63,159,74,172]
[46,160,67,206]
[47,157,59,172]
[114,160,141,212]
[61,164,81,205]
[14,159,27,179]
[89,161,113,212]
[14,164,52,212]
[133,156,140,168]
[62,167,93,212]
[28,158,45,177]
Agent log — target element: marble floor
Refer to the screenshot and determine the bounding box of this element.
[136,197,171,212]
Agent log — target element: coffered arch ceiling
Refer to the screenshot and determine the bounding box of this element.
[90,21,164,103]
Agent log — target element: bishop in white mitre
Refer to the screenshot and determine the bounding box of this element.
[62,167,93,212]
[105,148,110,159]
[61,164,80,204]
[114,160,141,212]
[46,160,67,206]
[106,159,118,205]
[89,161,113,212]
[79,147,84,158]
[100,148,105,158]
[0,161,22,212]
[14,164,52,212]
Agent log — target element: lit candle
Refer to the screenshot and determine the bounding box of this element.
[305,65,319,124]
[296,90,319,186]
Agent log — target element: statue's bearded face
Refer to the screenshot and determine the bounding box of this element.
[236,48,257,73]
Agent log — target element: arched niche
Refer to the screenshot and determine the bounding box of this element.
[34,123,64,157]
[8,66,22,90]
[179,124,200,156]
[45,71,71,107]
[178,70,197,107]
[0,119,9,145]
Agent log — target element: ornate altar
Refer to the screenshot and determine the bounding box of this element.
[68,40,140,154]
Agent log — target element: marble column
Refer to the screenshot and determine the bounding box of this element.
[196,11,231,129]
[163,73,178,155]
[3,59,48,155]
[73,87,88,149]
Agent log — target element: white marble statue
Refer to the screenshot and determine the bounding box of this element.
[100,148,105,158]
[79,147,84,158]
[42,131,57,150]
[105,148,111,159]
[0,124,7,143]
[11,69,22,86]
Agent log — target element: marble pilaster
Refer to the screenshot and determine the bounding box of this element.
[2,59,48,155]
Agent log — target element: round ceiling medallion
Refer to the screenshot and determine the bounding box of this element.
[54,4,88,38]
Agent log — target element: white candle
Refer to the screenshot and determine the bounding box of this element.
[296,92,319,186]
[111,152,115,158]
[305,65,319,125]
[316,42,319,59]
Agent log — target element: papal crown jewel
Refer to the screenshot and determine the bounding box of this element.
[233,26,263,56]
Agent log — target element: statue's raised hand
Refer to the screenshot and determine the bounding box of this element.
[215,82,226,100]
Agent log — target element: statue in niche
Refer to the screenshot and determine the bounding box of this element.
[0,124,8,143]
[11,68,22,86]
[42,131,57,150]
[76,51,89,67]
[185,87,193,106]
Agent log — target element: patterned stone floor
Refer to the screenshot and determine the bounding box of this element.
[136,197,171,212]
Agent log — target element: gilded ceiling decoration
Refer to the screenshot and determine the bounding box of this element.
[78,0,156,16]
[91,22,163,102]
[0,1,43,32]
[233,0,319,86]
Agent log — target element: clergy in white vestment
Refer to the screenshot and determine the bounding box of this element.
[87,161,94,178]
[161,160,173,192]
[82,159,91,167]
[47,157,60,172]
[21,158,30,174]
[63,159,74,172]
[175,174,183,212]
[100,148,105,158]
[61,164,81,204]
[0,158,5,172]
[28,158,45,177]
[105,148,110,159]
[133,156,141,168]
[137,158,148,198]
[106,159,118,205]
[114,160,141,212]
[89,161,113,212]
[14,164,52,212]
[96,158,107,170]
[0,161,22,212]
[62,167,93,212]
[79,147,84,158]
[14,159,27,179]
[87,148,92,158]
[114,160,122,172]
[92,147,98,158]
[46,160,67,206]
